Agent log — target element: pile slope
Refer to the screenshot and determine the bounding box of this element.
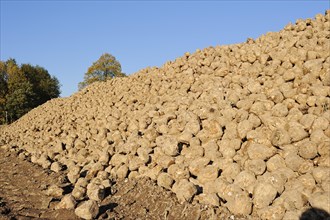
[1,10,330,220]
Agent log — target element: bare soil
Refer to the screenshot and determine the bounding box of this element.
[0,148,78,220]
[0,148,241,220]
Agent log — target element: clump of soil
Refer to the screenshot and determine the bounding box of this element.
[1,10,330,220]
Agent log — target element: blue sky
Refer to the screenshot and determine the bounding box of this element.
[1,1,329,97]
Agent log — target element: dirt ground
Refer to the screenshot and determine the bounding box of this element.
[0,148,78,220]
[0,147,242,220]
[1,148,329,220]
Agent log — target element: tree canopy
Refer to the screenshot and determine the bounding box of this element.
[78,53,126,90]
[0,59,61,124]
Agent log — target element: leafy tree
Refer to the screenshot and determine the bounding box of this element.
[3,59,34,121]
[6,80,34,121]
[21,64,60,106]
[0,61,8,124]
[0,59,61,123]
[79,53,126,90]
[0,62,8,101]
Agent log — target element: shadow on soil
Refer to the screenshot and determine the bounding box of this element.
[300,207,330,220]
[98,202,118,218]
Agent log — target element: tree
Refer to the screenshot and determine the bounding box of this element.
[0,58,61,123]
[0,61,8,124]
[6,79,34,121]
[78,53,126,90]
[3,59,35,121]
[21,64,60,106]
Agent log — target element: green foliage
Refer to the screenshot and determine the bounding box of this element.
[0,59,61,123]
[21,64,60,106]
[0,62,8,99]
[6,80,34,121]
[0,62,8,124]
[79,53,126,90]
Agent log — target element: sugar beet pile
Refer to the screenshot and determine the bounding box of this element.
[1,11,330,220]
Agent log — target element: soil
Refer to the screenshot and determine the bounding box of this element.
[0,148,243,220]
[0,148,78,220]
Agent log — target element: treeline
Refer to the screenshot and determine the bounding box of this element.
[0,59,60,124]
